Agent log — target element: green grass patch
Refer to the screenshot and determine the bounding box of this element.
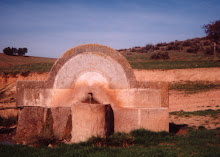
[1,59,220,74]
[0,63,54,74]
[170,109,220,118]
[88,132,134,147]
[129,60,220,69]
[0,129,220,157]
[1,128,220,157]
[169,81,220,93]
[122,51,220,69]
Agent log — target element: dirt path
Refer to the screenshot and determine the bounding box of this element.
[134,68,220,82]
[169,89,220,112]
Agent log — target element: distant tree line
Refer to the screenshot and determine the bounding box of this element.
[3,47,28,56]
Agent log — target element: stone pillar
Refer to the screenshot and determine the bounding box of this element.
[71,103,106,143]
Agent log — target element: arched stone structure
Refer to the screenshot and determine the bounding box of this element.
[15,44,169,144]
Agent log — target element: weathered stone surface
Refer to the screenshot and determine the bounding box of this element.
[114,108,139,133]
[51,107,72,140]
[140,108,169,132]
[15,107,45,144]
[16,44,169,144]
[71,103,106,143]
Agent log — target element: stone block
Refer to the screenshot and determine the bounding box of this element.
[113,89,161,108]
[51,107,72,140]
[114,108,139,133]
[140,108,169,132]
[15,107,45,144]
[71,103,106,143]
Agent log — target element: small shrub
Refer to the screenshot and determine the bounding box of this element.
[216,46,220,53]
[166,45,174,50]
[106,132,134,147]
[156,42,167,46]
[130,48,136,52]
[0,115,18,127]
[88,136,105,147]
[203,41,210,46]
[155,46,160,50]
[173,45,181,50]
[187,48,194,53]
[183,41,192,46]
[144,44,155,51]
[198,126,206,130]
[21,71,31,77]
[205,47,213,55]
[10,71,19,78]
[138,47,148,53]
[89,132,134,147]
[150,52,169,60]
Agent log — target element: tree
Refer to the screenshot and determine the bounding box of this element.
[17,48,28,56]
[11,47,18,55]
[3,47,28,56]
[3,47,13,55]
[202,20,220,61]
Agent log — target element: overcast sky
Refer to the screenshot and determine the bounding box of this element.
[0,0,219,58]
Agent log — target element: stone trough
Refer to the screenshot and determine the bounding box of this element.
[15,44,169,144]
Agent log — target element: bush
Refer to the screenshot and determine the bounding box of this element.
[89,132,134,147]
[216,46,220,53]
[138,47,148,53]
[205,47,213,55]
[0,115,18,127]
[203,41,210,46]
[144,44,155,51]
[166,45,174,50]
[21,71,31,77]
[187,48,196,53]
[155,46,160,50]
[156,42,167,46]
[10,71,19,78]
[183,41,192,46]
[150,52,169,60]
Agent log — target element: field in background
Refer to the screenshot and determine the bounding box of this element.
[1,36,220,74]
[1,52,220,74]
[0,53,56,74]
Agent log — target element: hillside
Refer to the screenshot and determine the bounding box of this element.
[0,36,220,74]
[0,53,56,74]
[119,37,220,55]
[119,37,220,69]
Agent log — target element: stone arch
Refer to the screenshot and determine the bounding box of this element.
[46,44,137,89]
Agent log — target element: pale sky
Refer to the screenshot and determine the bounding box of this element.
[0,0,219,58]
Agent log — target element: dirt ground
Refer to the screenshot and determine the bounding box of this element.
[134,67,220,82]
[0,68,220,129]
[134,67,220,129]
[169,89,220,112]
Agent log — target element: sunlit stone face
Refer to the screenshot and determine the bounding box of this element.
[53,53,129,89]
[75,72,109,89]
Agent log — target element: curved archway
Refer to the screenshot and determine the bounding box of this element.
[46,44,136,89]
[53,52,130,89]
